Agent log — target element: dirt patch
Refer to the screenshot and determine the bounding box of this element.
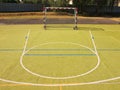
[0,18,119,24]
[0,12,119,24]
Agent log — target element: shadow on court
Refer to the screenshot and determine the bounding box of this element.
[44,25,104,31]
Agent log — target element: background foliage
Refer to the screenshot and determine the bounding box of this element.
[0,0,118,15]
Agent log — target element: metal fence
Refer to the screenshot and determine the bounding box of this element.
[0,3,120,15]
[84,6,120,14]
[0,3,43,12]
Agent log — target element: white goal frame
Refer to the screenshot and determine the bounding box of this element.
[43,7,78,30]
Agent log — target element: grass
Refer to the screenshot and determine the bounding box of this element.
[0,24,120,90]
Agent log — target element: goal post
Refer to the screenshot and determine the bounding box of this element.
[43,7,78,30]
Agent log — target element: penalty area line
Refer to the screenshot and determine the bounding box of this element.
[89,30,101,72]
[23,30,30,55]
[89,31,98,54]
[20,30,30,57]
[19,30,30,74]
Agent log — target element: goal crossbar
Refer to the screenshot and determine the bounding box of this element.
[43,7,78,30]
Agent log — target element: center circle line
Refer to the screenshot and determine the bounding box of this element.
[20,42,100,80]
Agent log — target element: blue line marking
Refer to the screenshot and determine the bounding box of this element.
[28,48,120,51]
[24,54,96,56]
[0,48,120,52]
[0,49,22,52]
[97,49,120,51]
[29,49,90,51]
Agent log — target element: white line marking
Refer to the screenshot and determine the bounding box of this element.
[20,42,100,79]
[89,31,98,54]
[25,42,96,54]
[0,76,120,86]
[19,30,31,76]
[23,31,30,54]
[0,30,120,86]
[89,30,101,71]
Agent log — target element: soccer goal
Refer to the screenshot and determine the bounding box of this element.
[43,7,78,30]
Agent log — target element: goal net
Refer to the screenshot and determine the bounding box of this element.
[43,7,78,30]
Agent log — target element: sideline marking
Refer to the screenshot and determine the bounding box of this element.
[0,76,120,86]
[0,82,120,87]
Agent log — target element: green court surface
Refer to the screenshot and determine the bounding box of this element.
[0,24,120,90]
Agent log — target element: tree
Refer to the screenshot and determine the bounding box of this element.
[18,0,23,3]
[46,0,69,7]
[0,0,17,3]
[108,0,116,7]
[73,0,116,14]
[93,0,116,14]
[73,0,92,13]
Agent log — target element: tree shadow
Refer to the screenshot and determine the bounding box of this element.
[44,25,104,31]
[77,27,104,31]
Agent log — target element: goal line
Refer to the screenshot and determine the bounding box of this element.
[43,7,78,30]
